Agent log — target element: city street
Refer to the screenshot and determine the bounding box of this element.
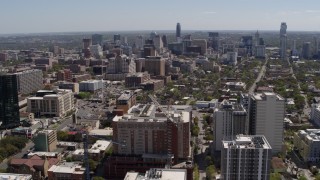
[0,141,34,170]
[249,58,268,94]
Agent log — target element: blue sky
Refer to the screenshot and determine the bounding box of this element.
[1,0,320,34]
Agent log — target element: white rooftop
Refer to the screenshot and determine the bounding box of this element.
[0,173,32,180]
[48,162,84,174]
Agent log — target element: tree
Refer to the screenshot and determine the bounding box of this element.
[193,164,200,180]
[192,126,200,137]
[298,176,308,180]
[205,156,214,166]
[88,159,98,171]
[206,165,215,180]
[270,172,281,180]
[93,177,105,180]
[57,131,69,141]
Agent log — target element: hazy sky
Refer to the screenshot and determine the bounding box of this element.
[1,0,320,34]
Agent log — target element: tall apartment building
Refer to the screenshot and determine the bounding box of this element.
[221,135,272,180]
[192,39,207,55]
[144,56,165,76]
[27,89,74,117]
[280,22,287,60]
[293,129,320,162]
[34,130,57,152]
[0,74,20,129]
[213,100,247,151]
[311,103,320,126]
[302,42,312,60]
[107,55,136,74]
[56,69,72,82]
[125,72,151,87]
[15,69,43,94]
[112,104,190,162]
[248,92,285,153]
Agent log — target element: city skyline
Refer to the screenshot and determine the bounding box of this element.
[1,0,320,34]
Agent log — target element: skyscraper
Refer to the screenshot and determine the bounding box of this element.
[280,22,287,60]
[221,135,272,180]
[302,42,312,59]
[248,92,285,153]
[92,34,103,45]
[0,73,20,129]
[176,23,181,40]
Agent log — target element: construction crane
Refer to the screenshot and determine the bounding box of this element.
[82,131,126,180]
[148,94,175,169]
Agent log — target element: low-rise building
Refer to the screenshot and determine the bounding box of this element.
[27,89,74,117]
[9,155,59,180]
[0,173,32,180]
[116,90,136,113]
[293,129,320,162]
[79,80,103,92]
[57,141,79,151]
[124,168,187,180]
[48,162,85,180]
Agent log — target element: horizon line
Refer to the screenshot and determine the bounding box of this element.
[1,29,320,36]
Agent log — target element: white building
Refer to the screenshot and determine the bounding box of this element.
[89,44,103,58]
[213,100,247,151]
[27,89,74,117]
[124,168,187,180]
[0,173,32,180]
[311,104,320,126]
[226,52,238,66]
[248,92,285,153]
[107,55,136,74]
[15,69,43,94]
[221,135,272,180]
[79,80,103,92]
[293,129,320,162]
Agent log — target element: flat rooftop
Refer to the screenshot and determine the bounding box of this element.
[0,173,32,180]
[223,135,271,149]
[298,129,320,141]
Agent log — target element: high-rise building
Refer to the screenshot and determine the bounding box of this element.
[176,23,181,41]
[114,34,121,43]
[240,36,253,56]
[135,35,145,49]
[82,38,92,49]
[92,34,103,45]
[15,69,43,94]
[162,35,168,48]
[248,92,285,153]
[213,100,247,151]
[208,32,219,51]
[144,56,165,76]
[34,130,57,152]
[280,22,287,60]
[0,73,20,129]
[221,135,272,180]
[302,42,312,59]
[255,30,260,46]
[192,39,207,55]
[113,104,191,161]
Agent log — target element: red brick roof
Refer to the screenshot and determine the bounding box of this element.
[10,155,59,169]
